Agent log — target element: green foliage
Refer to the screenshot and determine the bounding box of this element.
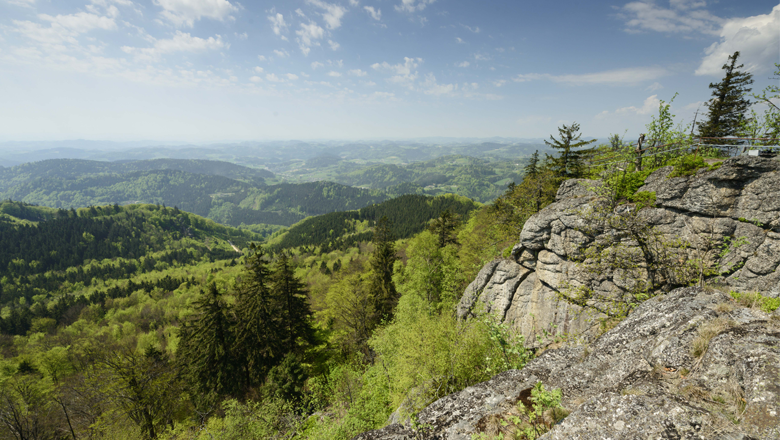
[729,291,780,313]
[544,122,596,179]
[698,51,754,139]
[516,383,566,439]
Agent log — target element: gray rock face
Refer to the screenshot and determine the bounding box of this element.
[354,287,780,439]
[457,156,780,346]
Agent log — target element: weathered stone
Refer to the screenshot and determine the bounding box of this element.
[461,156,780,349]
[354,287,780,440]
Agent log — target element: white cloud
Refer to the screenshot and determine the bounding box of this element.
[395,0,435,13]
[348,69,367,76]
[461,24,480,33]
[300,72,310,77]
[474,53,491,61]
[422,73,458,96]
[457,61,470,67]
[513,67,668,85]
[646,81,664,91]
[266,73,283,82]
[13,11,117,47]
[155,0,238,28]
[618,0,723,35]
[305,0,347,30]
[258,55,267,61]
[273,49,289,57]
[296,22,324,55]
[615,94,661,115]
[364,6,381,20]
[363,80,377,86]
[328,39,340,50]
[7,0,36,7]
[456,37,465,44]
[254,66,264,73]
[121,31,225,61]
[311,61,324,69]
[371,57,422,87]
[327,71,342,77]
[493,79,507,87]
[235,32,248,40]
[268,13,288,40]
[348,0,358,5]
[695,4,780,76]
[286,73,299,80]
[249,75,263,82]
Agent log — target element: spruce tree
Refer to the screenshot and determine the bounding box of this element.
[177,283,237,400]
[368,216,398,323]
[270,253,315,354]
[427,209,459,248]
[233,246,280,389]
[697,51,753,140]
[544,122,595,179]
[524,150,540,179]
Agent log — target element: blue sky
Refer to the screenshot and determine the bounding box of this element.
[0,0,778,142]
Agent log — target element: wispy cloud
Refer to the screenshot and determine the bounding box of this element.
[268,12,288,40]
[348,69,367,76]
[364,6,381,21]
[273,48,290,57]
[296,22,324,55]
[305,0,347,30]
[457,61,470,67]
[155,0,239,28]
[395,0,435,13]
[121,31,225,61]
[371,57,422,88]
[513,66,668,85]
[617,0,723,35]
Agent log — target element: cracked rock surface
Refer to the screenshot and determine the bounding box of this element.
[354,287,780,439]
[457,156,780,347]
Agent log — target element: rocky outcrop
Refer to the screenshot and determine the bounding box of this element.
[457,156,780,346]
[355,286,780,439]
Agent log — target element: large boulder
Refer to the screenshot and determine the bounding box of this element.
[355,287,780,439]
[457,156,780,346]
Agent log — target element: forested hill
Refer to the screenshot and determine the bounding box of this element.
[0,168,390,227]
[329,155,519,202]
[0,200,257,335]
[266,193,480,252]
[0,158,273,191]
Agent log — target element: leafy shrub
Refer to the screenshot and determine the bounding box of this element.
[729,291,780,313]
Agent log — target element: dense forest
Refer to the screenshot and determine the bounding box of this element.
[1,169,389,228]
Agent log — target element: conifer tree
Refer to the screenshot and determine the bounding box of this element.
[697,51,753,139]
[270,253,315,354]
[544,122,595,179]
[524,150,540,179]
[368,216,398,322]
[427,209,459,248]
[233,245,280,389]
[177,282,237,399]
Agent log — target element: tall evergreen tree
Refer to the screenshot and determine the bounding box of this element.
[697,51,754,139]
[270,253,316,354]
[368,216,398,323]
[233,245,280,389]
[177,283,237,400]
[427,209,459,248]
[544,122,595,179]
[523,150,540,179]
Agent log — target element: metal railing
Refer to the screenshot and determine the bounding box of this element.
[587,136,779,171]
